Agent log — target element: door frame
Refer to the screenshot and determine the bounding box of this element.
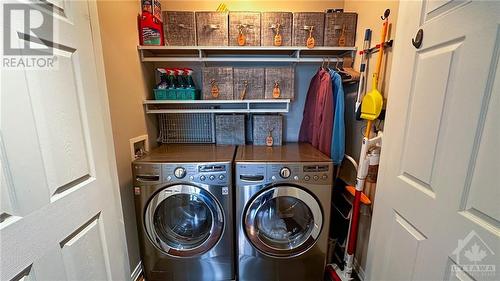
[87,0,130,269]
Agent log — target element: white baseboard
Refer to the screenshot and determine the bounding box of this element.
[354,257,366,281]
[131,261,143,281]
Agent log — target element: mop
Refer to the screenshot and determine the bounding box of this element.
[328,9,390,281]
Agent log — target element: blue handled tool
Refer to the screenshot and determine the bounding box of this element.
[355,29,371,120]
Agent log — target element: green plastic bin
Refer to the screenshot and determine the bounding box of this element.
[154,88,200,100]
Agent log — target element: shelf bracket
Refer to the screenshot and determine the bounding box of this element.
[140,49,145,62]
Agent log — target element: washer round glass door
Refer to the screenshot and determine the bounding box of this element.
[244,186,323,257]
[144,184,224,257]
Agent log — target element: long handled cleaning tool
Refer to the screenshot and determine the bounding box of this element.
[354,29,372,120]
[328,9,390,281]
[360,9,390,122]
[327,134,382,281]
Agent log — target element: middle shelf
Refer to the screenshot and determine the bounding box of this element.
[144,99,291,114]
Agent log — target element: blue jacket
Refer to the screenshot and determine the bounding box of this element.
[329,70,345,165]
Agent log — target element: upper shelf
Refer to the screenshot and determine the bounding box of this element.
[138,45,356,62]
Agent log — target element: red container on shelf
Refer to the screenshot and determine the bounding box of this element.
[138,11,164,46]
[141,0,162,21]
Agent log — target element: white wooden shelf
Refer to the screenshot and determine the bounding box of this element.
[143,99,291,114]
[138,45,356,62]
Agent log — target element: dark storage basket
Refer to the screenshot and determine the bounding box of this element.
[229,12,261,46]
[252,115,283,146]
[324,12,357,47]
[196,12,229,46]
[265,67,295,100]
[292,12,325,47]
[158,113,215,143]
[261,12,293,46]
[162,11,196,46]
[215,114,246,145]
[233,67,265,100]
[202,67,234,100]
[154,88,200,100]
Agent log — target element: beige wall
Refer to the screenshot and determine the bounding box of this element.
[97,0,154,272]
[161,0,344,12]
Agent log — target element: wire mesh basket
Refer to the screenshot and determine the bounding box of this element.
[158,113,215,143]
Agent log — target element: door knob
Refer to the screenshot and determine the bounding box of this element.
[412,29,423,49]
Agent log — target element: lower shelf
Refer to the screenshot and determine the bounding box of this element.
[143,99,291,114]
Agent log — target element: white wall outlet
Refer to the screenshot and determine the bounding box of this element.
[129,135,149,161]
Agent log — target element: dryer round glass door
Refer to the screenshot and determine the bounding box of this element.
[144,184,224,257]
[244,185,323,257]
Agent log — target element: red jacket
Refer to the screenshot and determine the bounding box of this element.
[299,69,334,157]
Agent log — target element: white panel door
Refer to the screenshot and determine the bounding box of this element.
[1,0,129,280]
[367,1,499,281]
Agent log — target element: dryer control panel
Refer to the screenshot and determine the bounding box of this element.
[133,162,231,186]
[236,162,333,186]
[162,163,230,186]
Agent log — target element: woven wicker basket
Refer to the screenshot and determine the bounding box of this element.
[215,114,246,145]
[229,12,261,46]
[196,12,229,46]
[202,67,234,100]
[292,12,325,47]
[265,67,295,100]
[261,12,293,46]
[162,11,196,46]
[324,12,357,47]
[253,115,283,146]
[233,67,265,100]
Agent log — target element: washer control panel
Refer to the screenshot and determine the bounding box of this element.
[161,163,230,186]
[133,163,162,185]
[236,162,333,186]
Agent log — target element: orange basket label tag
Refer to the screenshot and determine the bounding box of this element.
[210,80,220,98]
[274,34,282,46]
[266,128,274,146]
[306,36,315,49]
[272,81,281,98]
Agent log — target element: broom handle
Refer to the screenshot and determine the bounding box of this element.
[373,19,389,88]
[365,120,373,139]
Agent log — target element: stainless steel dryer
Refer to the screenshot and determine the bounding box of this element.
[235,143,333,281]
[133,144,236,281]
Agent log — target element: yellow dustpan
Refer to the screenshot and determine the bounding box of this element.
[360,18,389,121]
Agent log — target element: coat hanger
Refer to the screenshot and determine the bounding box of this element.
[335,56,342,72]
[342,56,361,81]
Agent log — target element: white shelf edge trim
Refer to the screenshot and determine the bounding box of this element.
[141,57,344,63]
[146,109,290,114]
[138,45,356,51]
[143,99,291,114]
[143,99,290,104]
[138,45,356,62]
